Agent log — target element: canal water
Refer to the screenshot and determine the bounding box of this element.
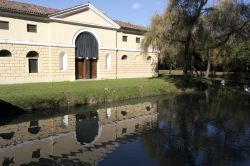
[0,88,250,166]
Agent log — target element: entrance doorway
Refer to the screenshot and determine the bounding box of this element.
[76,59,97,79]
[75,32,99,80]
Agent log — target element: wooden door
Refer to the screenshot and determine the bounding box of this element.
[76,59,97,79]
[91,59,97,79]
[76,59,83,79]
[82,59,86,79]
[85,60,91,79]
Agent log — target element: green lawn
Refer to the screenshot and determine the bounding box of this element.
[159,70,184,75]
[0,76,210,110]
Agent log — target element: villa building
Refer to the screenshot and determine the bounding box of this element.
[0,0,158,84]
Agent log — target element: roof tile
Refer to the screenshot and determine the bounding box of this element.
[0,0,58,15]
[114,20,148,32]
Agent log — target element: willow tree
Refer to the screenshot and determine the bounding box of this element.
[143,0,250,78]
[199,0,250,77]
[143,0,209,78]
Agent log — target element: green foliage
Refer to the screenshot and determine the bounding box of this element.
[143,0,250,75]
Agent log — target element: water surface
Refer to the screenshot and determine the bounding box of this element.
[0,88,250,166]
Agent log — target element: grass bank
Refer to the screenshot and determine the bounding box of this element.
[0,76,211,111]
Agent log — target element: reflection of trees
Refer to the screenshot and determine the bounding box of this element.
[141,91,250,166]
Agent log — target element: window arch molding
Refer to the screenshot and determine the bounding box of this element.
[147,56,152,61]
[72,29,102,48]
[121,55,128,60]
[59,52,68,70]
[26,51,39,58]
[0,49,12,57]
[105,54,112,70]
[26,51,39,73]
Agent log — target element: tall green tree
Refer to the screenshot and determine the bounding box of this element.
[143,0,209,78]
[200,0,250,76]
[143,0,250,78]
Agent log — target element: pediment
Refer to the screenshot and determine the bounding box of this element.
[49,3,120,29]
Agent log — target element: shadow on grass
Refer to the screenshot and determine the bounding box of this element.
[155,74,210,90]
[0,99,27,126]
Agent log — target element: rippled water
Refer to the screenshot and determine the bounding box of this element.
[0,89,250,166]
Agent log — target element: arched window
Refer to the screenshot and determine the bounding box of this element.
[121,110,128,116]
[121,55,128,60]
[28,121,41,135]
[146,106,152,111]
[147,56,152,61]
[106,108,112,118]
[0,49,11,57]
[0,132,14,140]
[59,52,68,70]
[134,55,140,60]
[26,51,39,73]
[61,115,69,128]
[105,54,112,69]
[122,128,127,134]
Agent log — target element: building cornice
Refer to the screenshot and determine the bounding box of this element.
[0,40,74,48]
[49,18,118,31]
[0,40,158,53]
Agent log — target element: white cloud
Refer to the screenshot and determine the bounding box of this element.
[132,3,143,10]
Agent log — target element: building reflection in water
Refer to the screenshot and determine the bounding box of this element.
[61,115,69,129]
[0,101,157,165]
[0,132,14,140]
[76,111,100,145]
[105,108,112,119]
[28,121,41,135]
[1,91,250,166]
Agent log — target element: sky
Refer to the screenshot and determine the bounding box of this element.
[15,0,167,27]
[14,0,250,27]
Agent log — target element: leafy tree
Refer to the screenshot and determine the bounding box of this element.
[143,0,250,78]
[200,0,250,76]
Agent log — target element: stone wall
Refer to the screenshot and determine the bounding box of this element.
[98,50,158,79]
[0,43,158,84]
[0,102,157,148]
[0,44,75,84]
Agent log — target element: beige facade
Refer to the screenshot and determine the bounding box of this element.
[0,2,158,84]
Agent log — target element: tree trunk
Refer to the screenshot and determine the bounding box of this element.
[183,32,192,79]
[169,64,172,74]
[205,60,211,78]
[193,67,200,77]
[205,51,211,78]
[200,70,203,77]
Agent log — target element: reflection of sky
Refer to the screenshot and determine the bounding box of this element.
[158,120,165,129]
[172,112,177,119]
[206,123,217,137]
[195,150,206,166]
[98,139,158,166]
[206,123,226,142]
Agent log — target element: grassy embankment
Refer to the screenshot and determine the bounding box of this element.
[0,75,211,111]
[160,70,250,81]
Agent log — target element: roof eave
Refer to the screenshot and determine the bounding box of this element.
[0,8,50,17]
[118,27,147,34]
